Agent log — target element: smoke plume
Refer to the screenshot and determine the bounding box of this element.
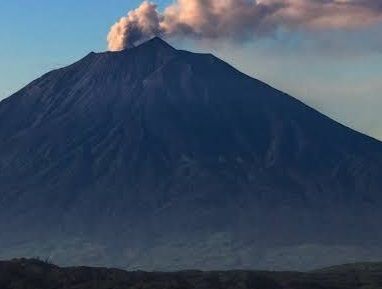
[107,0,382,51]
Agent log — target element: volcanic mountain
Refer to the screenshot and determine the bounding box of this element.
[0,37,382,270]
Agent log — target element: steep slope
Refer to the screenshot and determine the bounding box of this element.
[0,38,382,270]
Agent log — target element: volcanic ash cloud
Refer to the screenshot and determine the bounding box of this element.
[107,0,382,51]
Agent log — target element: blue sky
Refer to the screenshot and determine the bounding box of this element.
[0,0,382,140]
[0,0,152,98]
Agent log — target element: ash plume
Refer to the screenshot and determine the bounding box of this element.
[107,2,162,51]
[107,0,382,51]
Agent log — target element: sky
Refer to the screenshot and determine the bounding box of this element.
[0,0,382,140]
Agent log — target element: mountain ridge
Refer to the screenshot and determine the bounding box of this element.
[1,258,382,289]
[6,37,380,144]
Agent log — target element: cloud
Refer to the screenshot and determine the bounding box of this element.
[107,0,382,51]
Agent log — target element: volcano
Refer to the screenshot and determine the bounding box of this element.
[0,38,382,270]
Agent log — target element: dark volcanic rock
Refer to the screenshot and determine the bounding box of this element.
[0,38,382,270]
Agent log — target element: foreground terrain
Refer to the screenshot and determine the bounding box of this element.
[1,259,382,289]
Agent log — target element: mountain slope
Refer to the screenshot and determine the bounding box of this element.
[0,38,382,270]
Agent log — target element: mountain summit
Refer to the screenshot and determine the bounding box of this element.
[0,38,382,270]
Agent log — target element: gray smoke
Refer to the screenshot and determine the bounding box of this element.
[107,0,382,51]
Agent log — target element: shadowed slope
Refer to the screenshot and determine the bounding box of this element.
[0,38,382,270]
